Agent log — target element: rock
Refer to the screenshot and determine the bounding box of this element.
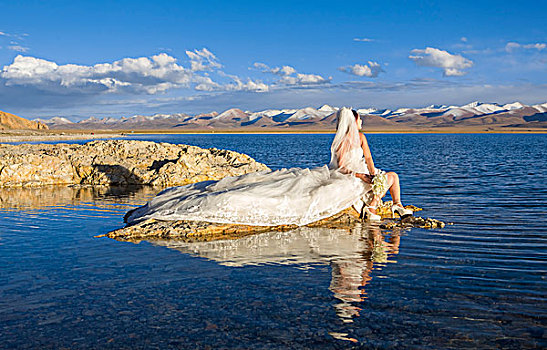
[105,207,363,242]
[380,215,446,229]
[105,202,445,242]
[0,140,269,187]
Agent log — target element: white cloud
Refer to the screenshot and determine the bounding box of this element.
[224,77,269,92]
[0,49,276,101]
[461,37,468,42]
[0,53,212,94]
[185,48,222,71]
[192,77,221,92]
[505,42,521,52]
[199,71,269,92]
[8,45,29,53]
[1,30,30,52]
[273,65,296,76]
[353,38,374,42]
[252,62,269,70]
[252,62,330,86]
[278,73,330,85]
[409,47,473,76]
[505,41,546,52]
[338,61,384,77]
[253,62,296,76]
[524,43,546,50]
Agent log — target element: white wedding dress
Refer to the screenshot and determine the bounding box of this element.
[125,108,375,226]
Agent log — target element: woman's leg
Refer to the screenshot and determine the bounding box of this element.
[367,172,402,211]
[370,172,402,204]
[386,172,402,205]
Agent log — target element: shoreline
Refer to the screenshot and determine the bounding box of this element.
[123,129,547,135]
[0,127,545,143]
[0,131,126,143]
[59,127,547,134]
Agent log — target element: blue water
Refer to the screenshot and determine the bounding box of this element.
[1,133,546,349]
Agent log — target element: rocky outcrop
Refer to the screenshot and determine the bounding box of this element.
[0,140,270,187]
[105,201,445,242]
[0,110,48,130]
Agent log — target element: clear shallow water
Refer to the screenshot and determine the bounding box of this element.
[1,133,546,349]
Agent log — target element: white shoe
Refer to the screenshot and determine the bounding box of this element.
[364,206,381,222]
[391,203,413,217]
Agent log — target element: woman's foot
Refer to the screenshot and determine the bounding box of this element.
[391,202,413,217]
[363,206,381,222]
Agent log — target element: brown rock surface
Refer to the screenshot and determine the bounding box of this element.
[0,110,48,130]
[105,201,443,243]
[0,140,269,187]
[106,207,364,242]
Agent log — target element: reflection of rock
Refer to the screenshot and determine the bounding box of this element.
[0,140,269,187]
[0,185,158,210]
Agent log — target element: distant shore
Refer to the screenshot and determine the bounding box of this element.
[118,127,546,134]
[0,130,125,143]
[1,127,545,143]
[46,127,547,134]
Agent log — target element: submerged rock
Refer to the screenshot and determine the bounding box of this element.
[105,201,445,242]
[380,216,446,229]
[0,140,269,187]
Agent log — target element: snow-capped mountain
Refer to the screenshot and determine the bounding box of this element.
[33,116,73,127]
[34,101,547,130]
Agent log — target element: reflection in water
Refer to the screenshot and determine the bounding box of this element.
[1,133,545,348]
[330,227,400,322]
[0,185,158,210]
[150,225,402,323]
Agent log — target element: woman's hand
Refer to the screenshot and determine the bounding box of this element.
[355,173,374,184]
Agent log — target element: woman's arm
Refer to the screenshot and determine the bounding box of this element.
[355,172,373,183]
[360,133,376,175]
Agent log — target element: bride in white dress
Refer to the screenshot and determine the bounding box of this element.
[125,108,411,226]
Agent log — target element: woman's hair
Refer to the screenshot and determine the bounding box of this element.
[351,109,359,119]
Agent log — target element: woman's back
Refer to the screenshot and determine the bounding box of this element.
[338,144,371,175]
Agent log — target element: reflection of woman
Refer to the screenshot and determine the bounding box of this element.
[329,227,401,321]
[330,109,412,221]
[125,108,410,225]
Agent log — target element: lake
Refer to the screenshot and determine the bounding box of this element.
[1,133,546,348]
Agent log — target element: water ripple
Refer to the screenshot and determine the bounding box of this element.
[1,133,546,349]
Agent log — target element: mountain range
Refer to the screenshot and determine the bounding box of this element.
[33,101,547,131]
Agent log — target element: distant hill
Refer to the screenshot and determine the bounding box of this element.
[0,110,48,130]
[34,101,547,131]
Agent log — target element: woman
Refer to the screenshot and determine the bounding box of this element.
[125,108,410,225]
[330,109,412,221]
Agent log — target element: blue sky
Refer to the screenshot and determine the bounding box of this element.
[0,0,545,119]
